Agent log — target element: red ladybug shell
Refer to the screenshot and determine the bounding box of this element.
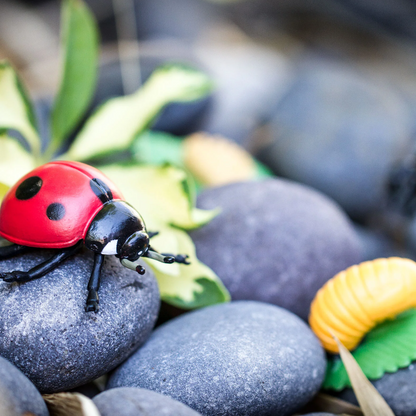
[0,161,124,248]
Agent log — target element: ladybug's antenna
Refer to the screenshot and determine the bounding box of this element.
[121,258,145,275]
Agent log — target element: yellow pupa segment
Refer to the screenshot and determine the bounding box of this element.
[309,257,416,353]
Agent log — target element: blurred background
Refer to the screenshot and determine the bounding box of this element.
[2,0,416,257]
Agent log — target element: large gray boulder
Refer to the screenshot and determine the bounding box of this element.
[0,249,160,393]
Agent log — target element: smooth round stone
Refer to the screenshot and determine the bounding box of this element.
[0,249,160,393]
[256,58,412,219]
[108,301,326,416]
[0,355,49,416]
[94,387,202,416]
[337,364,416,416]
[189,179,361,320]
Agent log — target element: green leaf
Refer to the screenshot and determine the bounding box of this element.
[132,130,184,166]
[0,134,36,187]
[49,0,98,154]
[101,164,218,230]
[98,163,228,308]
[146,226,230,309]
[0,62,41,156]
[64,65,213,161]
[325,309,416,390]
[254,160,274,179]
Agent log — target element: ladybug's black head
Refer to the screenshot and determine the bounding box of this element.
[118,231,149,261]
[86,200,148,259]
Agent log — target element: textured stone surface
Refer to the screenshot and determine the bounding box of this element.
[94,387,202,416]
[189,180,361,320]
[108,301,326,416]
[0,249,160,393]
[256,58,412,219]
[0,355,49,416]
[338,363,416,416]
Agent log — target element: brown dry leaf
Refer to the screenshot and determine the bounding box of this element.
[43,392,101,416]
[299,392,363,415]
[183,132,256,186]
[334,336,395,416]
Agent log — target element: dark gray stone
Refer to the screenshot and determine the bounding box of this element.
[256,58,412,219]
[337,363,416,416]
[108,301,326,416]
[189,180,361,321]
[0,355,49,416]
[353,223,413,262]
[94,387,202,416]
[0,249,160,393]
[406,217,416,255]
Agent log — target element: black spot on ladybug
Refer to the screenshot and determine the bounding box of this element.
[47,203,66,221]
[90,178,113,204]
[15,176,43,200]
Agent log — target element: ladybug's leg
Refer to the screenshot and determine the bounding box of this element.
[0,244,30,260]
[161,253,190,265]
[0,242,82,283]
[147,231,159,239]
[85,253,104,313]
[145,246,190,265]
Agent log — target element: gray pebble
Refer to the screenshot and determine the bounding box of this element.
[94,387,202,416]
[0,249,160,393]
[337,363,416,416]
[189,179,360,320]
[256,58,412,219]
[353,223,412,262]
[108,301,326,416]
[0,355,49,416]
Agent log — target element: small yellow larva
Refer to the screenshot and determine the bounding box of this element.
[309,257,416,353]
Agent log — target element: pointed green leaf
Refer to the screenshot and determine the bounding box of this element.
[64,65,213,161]
[98,163,229,308]
[255,160,274,179]
[0,134,36,187]
[49,0,98,154]
[325,309,416,390]
[0,62,41,156]
[146,226,230,309]
[101,164,218,230]
[132,130,185,166]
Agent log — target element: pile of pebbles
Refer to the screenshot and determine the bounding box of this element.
[0,177,364,415]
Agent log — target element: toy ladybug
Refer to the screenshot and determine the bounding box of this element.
[0,161,189,312]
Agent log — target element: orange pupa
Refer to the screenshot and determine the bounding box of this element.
[309,257,416,353]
